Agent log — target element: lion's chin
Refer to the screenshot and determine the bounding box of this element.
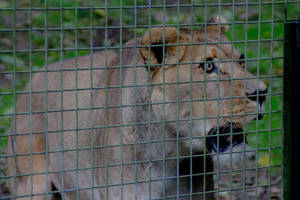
[206,124,246,153]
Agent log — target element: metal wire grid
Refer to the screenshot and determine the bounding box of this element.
[0,0,299,199]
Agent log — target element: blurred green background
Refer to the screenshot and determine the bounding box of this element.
[0,0,299,176]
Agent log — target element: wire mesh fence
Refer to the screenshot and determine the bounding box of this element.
[0,0,299,199]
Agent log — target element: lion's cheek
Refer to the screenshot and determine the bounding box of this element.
[179,109,212,152]
[180,122,208,152]
[221,99,259,124]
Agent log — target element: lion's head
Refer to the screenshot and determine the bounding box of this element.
[138,16,267,155]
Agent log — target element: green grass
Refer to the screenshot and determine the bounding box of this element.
[0,0,299,168]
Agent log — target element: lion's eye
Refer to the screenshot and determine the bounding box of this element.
[205,63,214,73]
[199,58,215,73]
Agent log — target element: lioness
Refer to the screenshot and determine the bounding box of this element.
[7,16,267,200]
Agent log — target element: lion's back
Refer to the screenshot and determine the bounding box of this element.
[7,50,117,198]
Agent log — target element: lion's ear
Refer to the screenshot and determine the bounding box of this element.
[140,27,188,68]
[207,16,229,36]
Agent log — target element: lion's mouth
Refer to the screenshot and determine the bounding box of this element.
[206,124,246,153]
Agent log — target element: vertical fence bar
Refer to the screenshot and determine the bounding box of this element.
[283,21,300,200]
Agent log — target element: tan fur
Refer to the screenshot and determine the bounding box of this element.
[7,16,266,200]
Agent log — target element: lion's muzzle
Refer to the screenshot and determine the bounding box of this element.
[206,125,246,153]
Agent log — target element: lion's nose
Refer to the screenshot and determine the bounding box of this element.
[246,88,268,105]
